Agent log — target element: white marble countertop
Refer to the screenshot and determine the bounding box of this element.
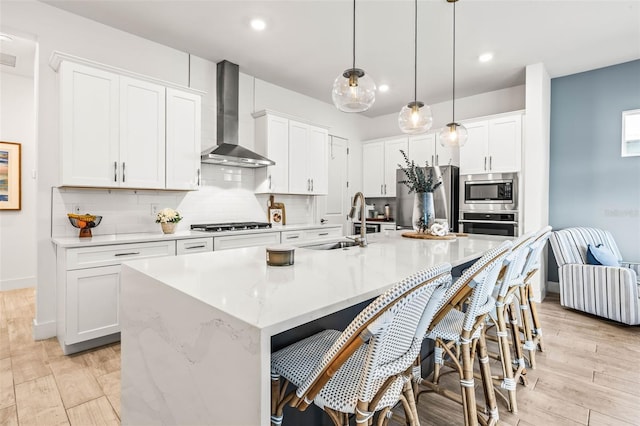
[122,231,510,336]
[51,223,342,248]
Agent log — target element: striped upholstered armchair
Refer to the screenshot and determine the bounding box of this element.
[549,227,640,325]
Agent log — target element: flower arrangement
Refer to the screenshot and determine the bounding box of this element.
[397,149,442,193]
[155,208,182,224]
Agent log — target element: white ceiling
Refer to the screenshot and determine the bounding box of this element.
[21,1,640,116]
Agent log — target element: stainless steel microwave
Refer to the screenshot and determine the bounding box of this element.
[460,172,518,211]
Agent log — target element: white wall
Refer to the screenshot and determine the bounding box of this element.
[0,72,37,290]
[363,85,526,140]
[523,63,551,300]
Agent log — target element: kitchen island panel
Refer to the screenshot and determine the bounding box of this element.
[120,232,511,425]
[121,265,269,426]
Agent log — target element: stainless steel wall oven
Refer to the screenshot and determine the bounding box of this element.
[459,172,519,236]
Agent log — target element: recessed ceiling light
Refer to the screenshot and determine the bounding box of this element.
[378,84,389,93]
[250,19,266,31]
[0,34,14,42]
[479,52,494,63]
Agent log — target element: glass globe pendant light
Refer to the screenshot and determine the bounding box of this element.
[332,0,376,113]
[398,0,433,134]
[438,0,468,147]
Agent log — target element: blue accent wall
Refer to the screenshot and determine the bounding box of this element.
[549,60,640,280]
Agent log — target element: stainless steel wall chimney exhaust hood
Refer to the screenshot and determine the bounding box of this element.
[201,60,275,168]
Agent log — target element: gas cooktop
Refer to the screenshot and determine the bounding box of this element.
[190,222,272,233]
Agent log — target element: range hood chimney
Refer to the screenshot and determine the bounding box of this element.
[200,60,275,168]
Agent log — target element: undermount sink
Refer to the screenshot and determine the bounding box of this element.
[302,240,361,250]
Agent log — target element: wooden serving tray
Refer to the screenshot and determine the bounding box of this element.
[401,232,467,240]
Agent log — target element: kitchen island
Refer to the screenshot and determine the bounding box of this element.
[119,231,511,425]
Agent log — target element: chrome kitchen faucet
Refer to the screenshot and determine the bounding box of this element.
[348,191,368,247]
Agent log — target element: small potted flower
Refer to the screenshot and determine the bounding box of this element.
[156,208,182,234]
[398,150,442,232]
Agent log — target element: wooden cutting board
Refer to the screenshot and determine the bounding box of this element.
[401,232,467,240]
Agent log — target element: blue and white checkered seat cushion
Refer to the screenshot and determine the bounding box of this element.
[271,264,452,419]
[271,329,406,413]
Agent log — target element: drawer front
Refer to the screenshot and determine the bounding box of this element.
[380,223,397,232]
[214,232,280,251]
[281,231,305,243]
[66,240,176,270]
[304,227,342,241]
[176,237,213,255]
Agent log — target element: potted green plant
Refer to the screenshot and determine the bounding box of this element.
[398,150,442,232]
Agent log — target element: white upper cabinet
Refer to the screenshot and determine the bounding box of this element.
[254,111,328,195]
[60,62,120,187]
[166,88,202,190]
[383,138,408,197]
[307,125,329,194]
[362,141,385,197]
[289,121,329,194]
[488,115,522,173]
[362,137,408,197]
[255,114,289,194]
[459,112,522,174]
[57,57,201,190]
[408,132,459,167]
[119,77,166,189]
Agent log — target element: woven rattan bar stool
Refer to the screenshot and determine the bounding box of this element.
[485,232,535,414]
[517,226,552,368]
[413,241,513,426]
[270,264,452,426]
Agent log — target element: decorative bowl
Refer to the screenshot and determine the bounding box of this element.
[67,214,102,238]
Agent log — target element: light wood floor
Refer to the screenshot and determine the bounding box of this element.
[2,288,639,425]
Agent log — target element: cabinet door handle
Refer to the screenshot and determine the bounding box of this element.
[484,156,488,171]
[268,174,272,190]
[122,162,126,183]
[197,168,201,186]
[286,235,300,239]
[384,184,387,194]
[311,179,314,191]
[114,252,141,257]
[114,162,118,182]
[318,232,329,236]
[307,179,311,191]
[381,184,383,195]
[431,155,434,166]
[436,154,439,165]
[185,245,206,250]
[489,156,492,170]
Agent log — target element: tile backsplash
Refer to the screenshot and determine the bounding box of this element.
[52,164,315,238]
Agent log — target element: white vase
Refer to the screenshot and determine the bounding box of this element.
[412,192,435,232]
[161,222,176,234]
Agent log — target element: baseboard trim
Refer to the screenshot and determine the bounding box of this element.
[32,319,56,340]
[547,280,559,294]
[0,277,35,291]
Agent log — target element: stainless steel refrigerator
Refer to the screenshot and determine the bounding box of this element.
[396,165,459,231]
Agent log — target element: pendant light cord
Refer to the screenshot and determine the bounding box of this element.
[452,1,456,122]
[414,0,418,103]
[352,0,356,70]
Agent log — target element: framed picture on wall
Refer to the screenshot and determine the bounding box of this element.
[622,109,640,157]
[0,141,21,210]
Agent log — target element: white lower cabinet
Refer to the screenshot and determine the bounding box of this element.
[282,226,343,244]
[57,240,176,353]
[214,232,281,251]
[380,223,397,232]
[66,265,121,345]
[176,237,213,255]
